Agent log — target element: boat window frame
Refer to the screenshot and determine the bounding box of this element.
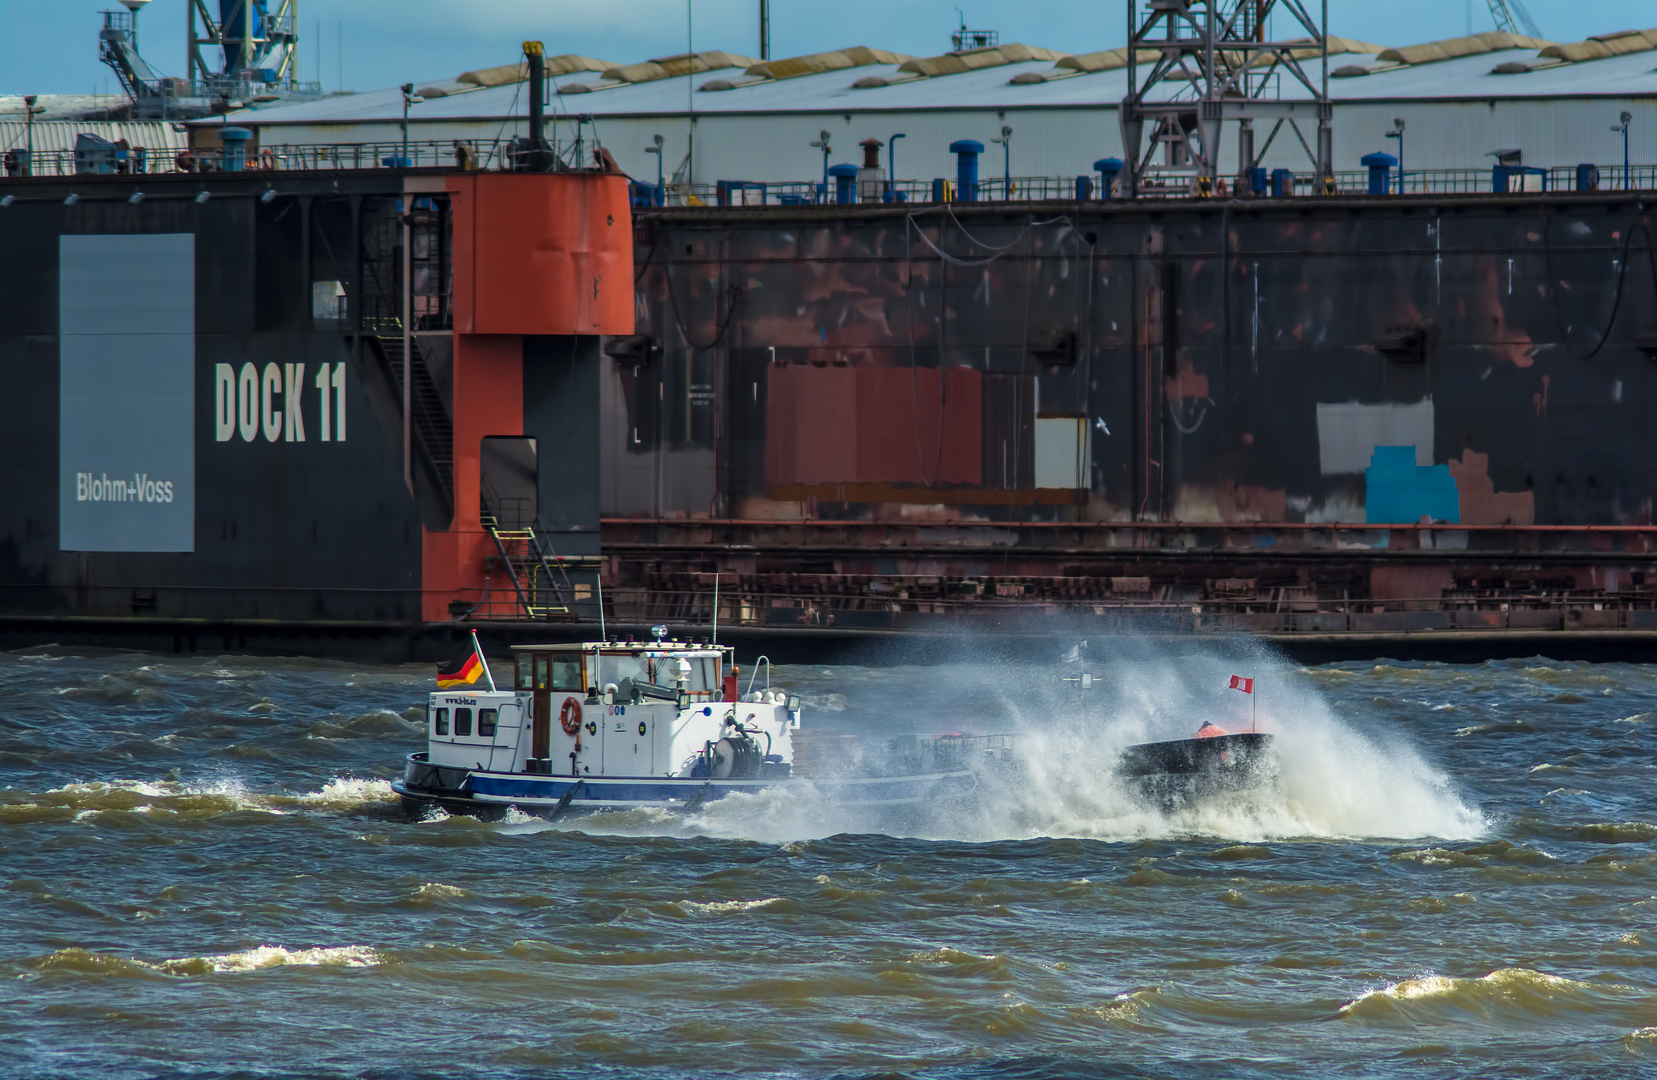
[478,707,497,738]
[509,645,733,701]
[454,707,473,737]
[433,706,449,736]
[514,648,587,693]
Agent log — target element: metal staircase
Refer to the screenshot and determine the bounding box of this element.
[368,323,454,507]
[313,199,455,521]
[480,495,575,618]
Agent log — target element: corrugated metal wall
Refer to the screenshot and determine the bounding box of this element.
[0,120,188,156]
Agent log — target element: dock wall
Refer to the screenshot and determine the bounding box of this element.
[609,194,1657,637]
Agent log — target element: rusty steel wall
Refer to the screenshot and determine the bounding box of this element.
[602,193,1657,629]
[620,194,1656,529]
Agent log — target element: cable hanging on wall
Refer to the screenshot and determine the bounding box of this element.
[1539,206,1657,364]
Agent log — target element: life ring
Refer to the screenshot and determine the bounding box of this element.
[559,696,582,736]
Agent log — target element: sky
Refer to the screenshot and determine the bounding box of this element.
[3,1,1655,98]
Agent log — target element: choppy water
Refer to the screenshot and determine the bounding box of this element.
[3,639,1657,1079]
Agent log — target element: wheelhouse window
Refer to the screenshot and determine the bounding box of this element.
[524,652,584,691]
[478,708,497,737]
[433,707,449,735]
[597,653,648,689]
[599,653,720,698]
[454,708,473,737]
[549,656,583,690]
[688,656,718,693]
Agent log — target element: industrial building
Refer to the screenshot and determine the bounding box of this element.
[199,27,1657,192]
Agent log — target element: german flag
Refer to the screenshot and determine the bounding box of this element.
[436,650,485,689]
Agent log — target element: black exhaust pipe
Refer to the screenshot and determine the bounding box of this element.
[524,40,547,171]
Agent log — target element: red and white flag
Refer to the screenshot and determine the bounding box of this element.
[1228,675,1254,694]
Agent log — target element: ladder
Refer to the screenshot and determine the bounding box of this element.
[481,507,575,618]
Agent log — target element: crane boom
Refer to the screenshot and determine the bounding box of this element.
[1487,0,1543,38]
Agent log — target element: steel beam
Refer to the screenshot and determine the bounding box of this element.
[1121,0,1333,198]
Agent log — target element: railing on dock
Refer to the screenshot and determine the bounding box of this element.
[8,139,1657,204]
[448,562,1657,634]
[0,139,519,178]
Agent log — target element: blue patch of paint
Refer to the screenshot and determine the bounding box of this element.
[1365,445,1460,524]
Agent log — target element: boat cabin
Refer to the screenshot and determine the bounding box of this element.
[423,641,798,783]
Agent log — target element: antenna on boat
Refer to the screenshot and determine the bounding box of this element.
[712,572,719,644]
[596,567,607,642]
[469,629,497,692]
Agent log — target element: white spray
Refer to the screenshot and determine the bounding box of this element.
[502,636,1488,846]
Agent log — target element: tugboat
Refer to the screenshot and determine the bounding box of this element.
[391,633,1014,819]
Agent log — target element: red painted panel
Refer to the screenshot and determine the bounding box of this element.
[855,367,915,482]
[794,366,858,484]
[764,362,797,485]
[860,367,980,485]
[767,365,981,486]
[447,173,634,336]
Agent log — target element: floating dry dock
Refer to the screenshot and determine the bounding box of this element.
[5,155,1657,657]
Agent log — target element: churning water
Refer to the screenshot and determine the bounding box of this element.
[3,640,1656,1079]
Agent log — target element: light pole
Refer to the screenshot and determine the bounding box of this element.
[400,82,415,165]
[1613,111,1632,190]
[809,130,830,203]
[645,133,664,188]
[991,125,1012,199]
[888,132,906,201]
[1384,117,1404,194]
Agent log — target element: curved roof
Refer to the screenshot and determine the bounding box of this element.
[215,27,1657,129]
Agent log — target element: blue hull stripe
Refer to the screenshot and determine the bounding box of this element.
[405,770,976,809]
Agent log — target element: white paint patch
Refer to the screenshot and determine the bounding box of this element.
[1035,417,1089,489]
[1315,399,1435,476]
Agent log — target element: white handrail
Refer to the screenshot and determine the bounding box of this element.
[744,655,771,696]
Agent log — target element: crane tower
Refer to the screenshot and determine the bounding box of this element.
[1119,0,1333,198]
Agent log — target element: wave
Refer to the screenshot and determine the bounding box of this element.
[158,944,383,974]
[24,944,382,978]
[16,775,399,819]
[1570,821,1657,844]
[1339,967,1648,1027]
[272,777,399,810]
[676,897,792,916]
[1455,719,1536,736]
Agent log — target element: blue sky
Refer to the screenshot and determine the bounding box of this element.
[4,1,1653,97]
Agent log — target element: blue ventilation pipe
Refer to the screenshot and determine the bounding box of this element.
[949,139,983,203]
[828,163,858,205]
